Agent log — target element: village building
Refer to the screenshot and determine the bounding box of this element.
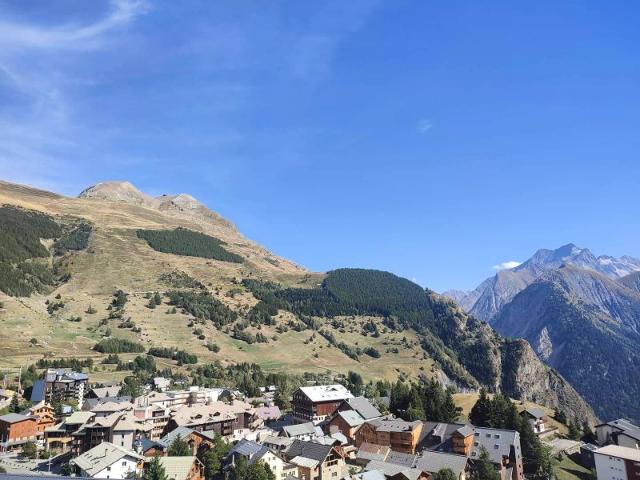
[596,419,640,449]
[23,401,56,438]
[164,401,258,439]
[355,419,423,454]
[133,404,170,440]
[594,444,640,480]
[227,439,298,480]
[292,385,353,424]
[327,410,365,441]
[282,422,324,441]
[283,439,347,480]
[338,397,382,421]
[44,411,95,452]
[0,413,38,452]
[519,408,547,434]
[30,369,88,406]
[158,456,205,480]
[73,412,139,454]
[85,386,123,401]
[71,441,143,479]
[468,427,523,480]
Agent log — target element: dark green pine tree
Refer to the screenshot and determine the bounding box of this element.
[167,435,192,456]
[469,388,492,427]
[143,456,169,480]
[475,447,500,480]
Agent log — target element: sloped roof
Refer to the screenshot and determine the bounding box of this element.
[285,439,334,463]
[229,439,264,458]
[414,451,468,476]
[255,405,282,421]
[299,385,353,403]
[0,413,32,424]
[357,443,391,463]
[337,410,365,428]
[345,397,381,420]
[364,460,410,477]
[159,426,194,448]
[290,456,319,469]
[158,456,199,480]
[65,411,95,425]
[596,445,640,462]
[30,380,45,402]
[469,427,519,465]
[602,418,640,441]
[283,422,322,438]
[386,451,417,467]
[368,418,421,433]
[89,386,121,399]
[72,441,142,476]
[522,407,546,420]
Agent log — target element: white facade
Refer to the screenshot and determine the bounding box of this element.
[595,451,628,480]
[79,456,139,479]
[260,450,298,480]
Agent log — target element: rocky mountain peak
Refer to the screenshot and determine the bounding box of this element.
[79,180,159,207]
[79,181,236,231]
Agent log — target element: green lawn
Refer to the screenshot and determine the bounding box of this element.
[553,454,593,480]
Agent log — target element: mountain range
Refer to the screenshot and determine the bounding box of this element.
[445,244,640,422]
[0,179,597,425]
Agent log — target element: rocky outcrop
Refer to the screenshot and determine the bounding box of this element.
[499,339,599,425]
[494,278,640,423]
[79,181,235,230]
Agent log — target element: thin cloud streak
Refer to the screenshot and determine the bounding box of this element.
[0,0,149,51]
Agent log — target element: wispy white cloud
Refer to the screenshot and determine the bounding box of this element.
[0,0,149,51]
[418,118,433,134]
[492,260,522,270]
[0,0,149,192]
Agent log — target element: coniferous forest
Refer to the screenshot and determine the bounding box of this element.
[137,228,243,263]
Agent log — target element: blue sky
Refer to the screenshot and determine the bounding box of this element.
[1,1,639,292]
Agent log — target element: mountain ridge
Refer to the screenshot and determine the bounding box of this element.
[0,179,597,424]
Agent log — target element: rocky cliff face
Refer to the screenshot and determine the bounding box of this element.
[499,339,599,425]
[494,276,640,423]
[426,293,598,424]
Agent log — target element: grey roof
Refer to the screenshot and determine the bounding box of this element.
[415,451,469,476]
[72,441,142,476]
[0,413,32,424]
[30,380,45,402]
[229,439,265,458]
[337,410,365,428]
[603,418,640,441]
[369,418,421,433]
[386,451,417,468]
[469,427,519,465]
[345,397,382,420]
[365,460,410,477]
[140,438,164,452]
[159,426,194,448]
[285,439,334,463]
[522,407,546,420]
[282,422,322,438]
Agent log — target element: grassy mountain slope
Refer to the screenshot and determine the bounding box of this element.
[0,180,595,423]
